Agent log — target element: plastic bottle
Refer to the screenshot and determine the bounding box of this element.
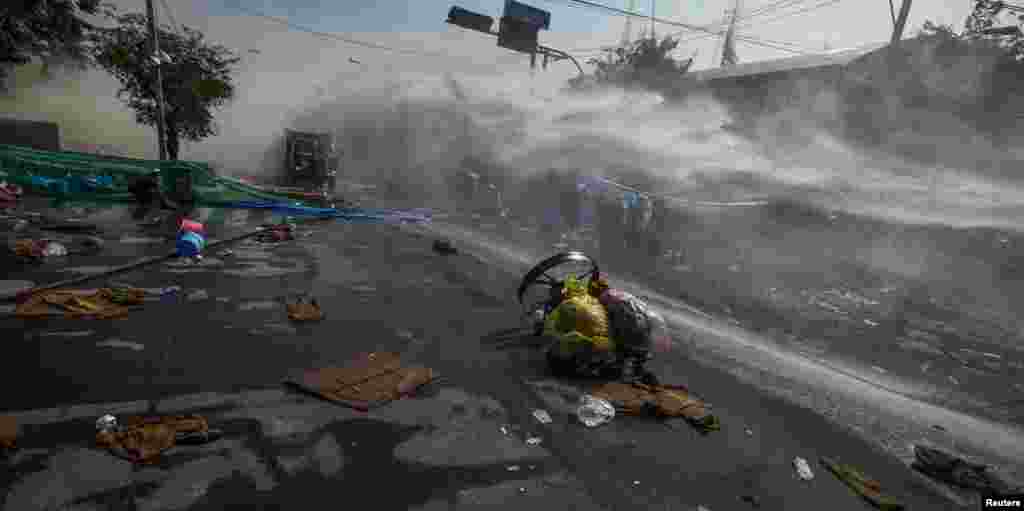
[793,457,814,481]
[576,395,615,427]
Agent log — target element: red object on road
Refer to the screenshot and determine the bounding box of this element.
[179,218,204,234]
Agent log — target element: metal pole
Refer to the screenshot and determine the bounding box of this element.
[145,0,168,161]
[890,0,912,45]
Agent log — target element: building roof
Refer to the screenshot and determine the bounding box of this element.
[687,41,889,82]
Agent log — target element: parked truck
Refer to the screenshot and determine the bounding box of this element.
[283,129,339,192]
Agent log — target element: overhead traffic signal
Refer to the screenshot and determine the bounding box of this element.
[447,6,495,34]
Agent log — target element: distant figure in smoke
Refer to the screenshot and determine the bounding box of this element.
[647,197,669,259]
[623,191,644,251]
[596,193,624,263]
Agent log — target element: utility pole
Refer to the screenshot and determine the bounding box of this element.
[890,0,913,45]
[621,0,636,45]
[649,0,656,39]
[145,0,168,161]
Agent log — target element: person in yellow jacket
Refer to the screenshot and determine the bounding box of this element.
[543,274,659,384]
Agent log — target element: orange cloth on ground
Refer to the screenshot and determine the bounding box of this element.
[16,288,142,319]
[95,415,209,463]
[0,415,18,450]
[287,300,323,322]
[590,382,709,419]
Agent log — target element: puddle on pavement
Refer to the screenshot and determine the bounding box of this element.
[96,339,145,351]
[250,323,297,337]
[238,300,278,312]
[222,261,307,278]
[62,266,116,275]
[38,330,96,338]
[118,236,165,245]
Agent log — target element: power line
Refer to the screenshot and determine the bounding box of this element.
[543,0,811,53]
[225,3,452,58]
[678,0,844,44]
[668,0,811,38]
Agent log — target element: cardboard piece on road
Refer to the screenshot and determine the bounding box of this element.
[284,352,438,412]
[0,415,18,450]
[589,382,720,433]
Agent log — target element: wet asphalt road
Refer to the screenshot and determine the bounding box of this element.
[0,199,991,510]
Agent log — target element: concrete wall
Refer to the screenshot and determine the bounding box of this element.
[0,63,151,158]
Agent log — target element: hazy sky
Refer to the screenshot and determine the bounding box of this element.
[186,0,972,71]
[56,0,973,159]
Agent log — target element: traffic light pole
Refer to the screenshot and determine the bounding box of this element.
[444,17,584,76]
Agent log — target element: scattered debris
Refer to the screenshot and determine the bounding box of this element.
[432,239,457,255]
[526,437,542,445]
[589,382,720,434]
[286,296,323,322]
[179,218,204,234]
[0,280,35,300]
[96,339,145,351]
[577,394,616,427]
[284,352,438,411]
[96,414,117,432]
[95,414,222,463]
[532,409,553,425]
[793,457,814,481]
[820,456,904,511]
[11,239,67,260]
[911,445,1011,494]
[256,224,295,244]
[739,495,760,508]
[0,415,17,450]
[16,288,144,319]
[186,289,210,302]
[160,286,182,302]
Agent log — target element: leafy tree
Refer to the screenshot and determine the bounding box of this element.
[91,12,239,160]
[964,0,1024,59]
[581,35,693,91]
[0,0,105,89]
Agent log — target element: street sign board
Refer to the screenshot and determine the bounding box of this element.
[497,17,539,53]
[447,6,495,33]
[503,0,550,30]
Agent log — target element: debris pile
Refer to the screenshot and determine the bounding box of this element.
[95,413,223,464]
